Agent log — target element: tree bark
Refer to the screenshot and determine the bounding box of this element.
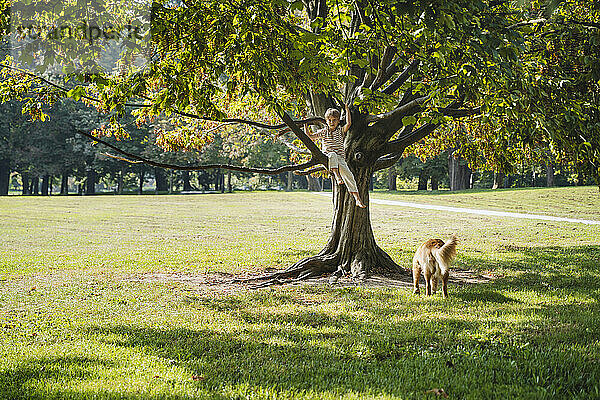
[30,177,39,195]
[138,169,145,194]
[448,151,471,191]
[41,174,50,196]
[182,170,193,191]
[227,170,233,193]
[545,163,554,187]
[417,171,428,191]
[492,171,505,189]
[154,167,168,193]
[0,160,9,196]
[60,173,69,195]
[117,167,124,194]
[387,166,397,191]
[21,172,30,195]
[286,171,293,191]
[430,175,439,191]
[306,175,322,191]
[85,169,96,195]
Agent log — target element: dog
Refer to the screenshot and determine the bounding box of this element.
[412,234,458,298]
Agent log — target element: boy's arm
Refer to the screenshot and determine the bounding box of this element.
[342,103,352,134]
[305,123,319,140]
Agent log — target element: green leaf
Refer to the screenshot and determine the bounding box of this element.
[402,116,417,126]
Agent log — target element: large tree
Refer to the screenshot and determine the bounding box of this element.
[1,0,598,281]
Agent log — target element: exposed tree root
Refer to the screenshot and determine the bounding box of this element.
[229,253,339,287]
[230,247,406,289]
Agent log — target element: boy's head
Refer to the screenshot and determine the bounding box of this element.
[324,108,341,130]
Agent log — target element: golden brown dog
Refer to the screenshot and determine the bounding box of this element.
[412,234,458,298]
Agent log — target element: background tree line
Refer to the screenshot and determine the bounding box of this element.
[1,99,591,196]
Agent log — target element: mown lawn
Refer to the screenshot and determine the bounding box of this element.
[0,188,599,399]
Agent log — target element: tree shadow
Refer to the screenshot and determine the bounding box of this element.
[0,356,117,399]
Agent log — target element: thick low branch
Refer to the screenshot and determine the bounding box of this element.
[294,165,327,175]
[279,112,328,165]
[272,130,311,155]
[80,130,316,174]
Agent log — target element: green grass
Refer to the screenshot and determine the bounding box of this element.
[1,188,599,399]
[372,186,600,219]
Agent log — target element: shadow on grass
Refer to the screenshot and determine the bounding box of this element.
[4,245,600,399]
[0,356,117,399]
[461,245,600,294]
[453,290,521,303]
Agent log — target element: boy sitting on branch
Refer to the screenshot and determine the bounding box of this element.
[305,104,366,208]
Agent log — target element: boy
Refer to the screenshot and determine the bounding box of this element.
[306,104,366,208]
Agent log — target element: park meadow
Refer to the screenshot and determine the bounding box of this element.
[1,186,599,399]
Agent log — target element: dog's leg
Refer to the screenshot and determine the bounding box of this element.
[424,271,432,296]
[412,263,421,295]
[432,273,438,295]
[442,271,449,298]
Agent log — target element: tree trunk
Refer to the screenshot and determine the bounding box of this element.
[417,171,428,191]
[0,160,9,196]
[546,163,555,187]
[21,172,30,195]
[492,171,505,189]
[85,169,96,195]
[138,170,145,194]
[431,176,439,191]
[30,177,39,195]
[265,118,402,284]
[182,171,193,191]
[306,175,322,191]
[41,174,50,196]
[228,170,233,193]
[387,166,397,191]
[117,167,124,194]
[286,171,293,191]
[155,167,168,193]
[448,151,472,191]
[60,173,69,195]
[299,166,400,280]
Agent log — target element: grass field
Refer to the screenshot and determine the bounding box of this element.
[1,187,599,399]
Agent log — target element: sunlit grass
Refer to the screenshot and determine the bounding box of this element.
[1,188,599,399]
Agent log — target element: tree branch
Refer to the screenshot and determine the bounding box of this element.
[374,152,404,171]
[369,46,397,91]
[278,112,328,165]
[381,59,421,95]
[271,129,311,155]
[294,165,327,175]
[382,122,440,154]
[79,130,316,175]
[366,95,429,124]
[440,106,481,118]
[0,62,326,131]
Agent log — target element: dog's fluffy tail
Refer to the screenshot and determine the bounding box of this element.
[434,234,458,266]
